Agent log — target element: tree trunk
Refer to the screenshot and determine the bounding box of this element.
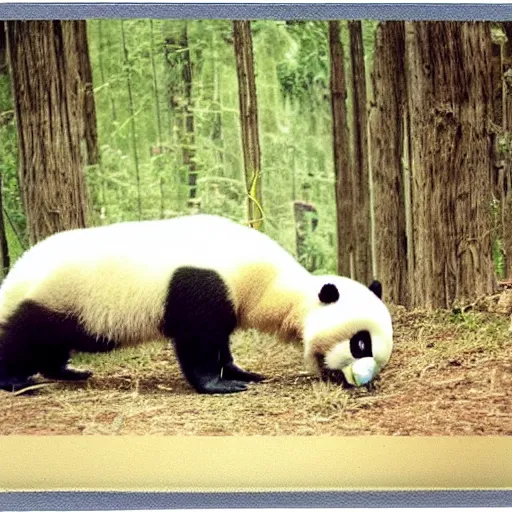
[368,21,409,305]
[328,20,352,277]
[0,23,12,273]
[348,21,372,285]
[149,19,165,218]
[6,21,88,244]
[211,29,225,173]
[501,23,512,279]
[164,23,198,207]
[74,20,99,166]
[233,20,263,230]
[294,200,318,271]
[0,173,10,277]
[121,20,142,220]
[492,23,512,279]
[405,21,496,309]
[0,22,7,75]
[181,23,198,203]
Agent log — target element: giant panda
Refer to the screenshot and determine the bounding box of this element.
[0,214,393,394]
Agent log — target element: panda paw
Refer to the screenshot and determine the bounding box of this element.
[222,362,266,382]
[41,365,93,381]
[195,375,249,394]
[0,375,37,393]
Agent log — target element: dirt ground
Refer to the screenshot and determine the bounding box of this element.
[1,304,512,435]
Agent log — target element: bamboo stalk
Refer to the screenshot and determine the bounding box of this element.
[121,20,142,220]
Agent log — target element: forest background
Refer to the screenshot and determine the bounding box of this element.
[2,19,512,435]
[3,19,512,313]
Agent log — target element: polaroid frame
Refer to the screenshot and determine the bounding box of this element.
[1,3,512,508]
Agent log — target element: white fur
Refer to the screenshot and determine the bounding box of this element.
[325,342,353,371]
[0,215,302,344]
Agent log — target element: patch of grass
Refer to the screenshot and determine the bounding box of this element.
[72,341,166,373]
[2,308,512,435]
[307,381,350,415]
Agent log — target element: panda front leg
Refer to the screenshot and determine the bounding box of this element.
[219,343,266,383]
[173,334,249,394]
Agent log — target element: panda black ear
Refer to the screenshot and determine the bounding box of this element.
[319,283,340,304]
[369,280,382,299]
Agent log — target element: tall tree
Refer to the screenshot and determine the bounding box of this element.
[405,21,496,308]
[328,20,352,277]
[74,20,99,166]
[348,21,372,285]
[6,21,88,244]
[500,23,512,279]
[368,21,409,305]
[0,22,7,74]
[121,20,142,220]
[181,22,198,203]
[490,23,512,279]
[0,22,10,275]
[149,19,166,218]
[211,28,225,171]
[163,21,198,207]
[233,20,263,230]
[0,172,10,277]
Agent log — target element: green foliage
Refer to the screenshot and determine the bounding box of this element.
[274,21,329,107]
[84,19,389,264]
[493,237,505,279]
[0,19,380,273]
[491,197,505,279]
[300,222,338,275]
[0,72,27,255]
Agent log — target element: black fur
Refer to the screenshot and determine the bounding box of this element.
[314,352,351,388]
[369,280,382,299]
[162,266,264,394]
[318,283,339,304]
[0,300,115,392]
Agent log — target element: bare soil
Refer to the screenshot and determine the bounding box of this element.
[1,306,512,435]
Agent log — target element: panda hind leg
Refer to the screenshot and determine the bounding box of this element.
[0,374,37,393]
[41,364,93,381]
[194,373,249,394]
[0,299,96,391]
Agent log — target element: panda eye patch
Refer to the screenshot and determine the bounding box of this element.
[350,330,373,359]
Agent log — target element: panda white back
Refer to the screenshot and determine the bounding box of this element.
[0,215,304,342]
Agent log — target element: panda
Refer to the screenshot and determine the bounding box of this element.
[0,214,393,394]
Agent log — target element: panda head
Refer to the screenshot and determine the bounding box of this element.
[302,276,393,387]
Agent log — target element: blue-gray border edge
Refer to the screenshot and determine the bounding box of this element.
[0,490,511,509]
[1,2,512,509]
[0,3,511,21]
